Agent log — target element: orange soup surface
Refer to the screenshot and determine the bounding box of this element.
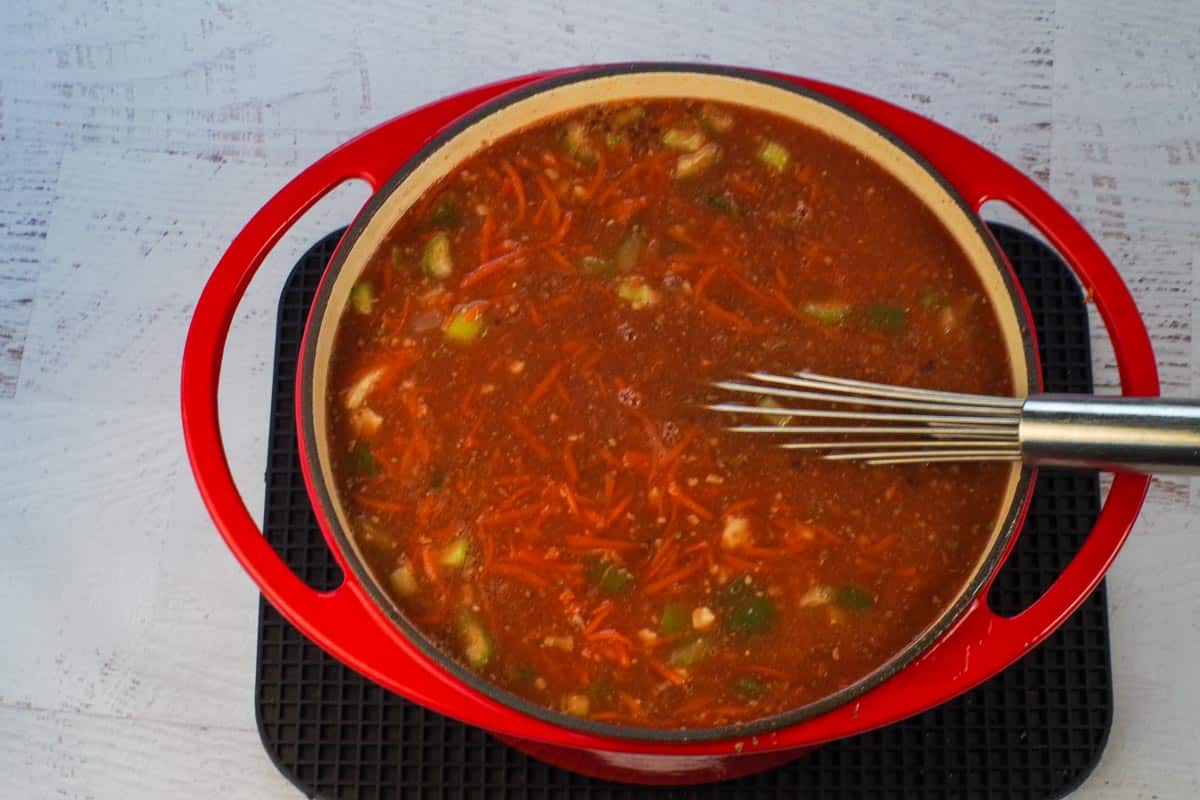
[327,99,1013,729]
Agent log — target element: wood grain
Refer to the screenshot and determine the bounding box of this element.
[1,1,1198,797]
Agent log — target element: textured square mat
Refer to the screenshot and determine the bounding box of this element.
[256,223,1108,799]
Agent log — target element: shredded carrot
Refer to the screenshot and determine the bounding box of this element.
[462,415,485,450]
[564,535,641,553]
[526,300,545,327]
[694,265,719,301]
[667,482,714,520]
[585,600,614,632]
[501,159,526,223]
[586,148,607,199]
[561,483,582,518]
[587,629,634,648]
[460,248,527,289]
[698,298,767,334]
[534,172,562,230]
[608,195,649,224]
[745,665,795,682]
[470,213,491,264]
[396,296,412,333]
[722,498,757,516]
[526,362,564,406]
[603,473,615,506]
[545,248,573,272]
[562,440,579,484]
[666,224,702,250]
[721,552,760,572]
[354,494,407,513]
[604,494,633,526]
[644,561,705,595]
[477,504,542,527]
[546,210,573,245]
[421,545,441,587]
[509,417,550,459]
[645,656,686,686]
[489,561,549,589]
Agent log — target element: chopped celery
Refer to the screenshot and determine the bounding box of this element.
[349,442,379,476]
[756,396,791,427]
[458,612,492,669]
[585,557,633,595]
[802,301,852,324]
[430,192,462,229]
[672,143,721,180]
[662,127,707,152]
[388,562,419,598]
[865,304,908,334]
[835,586,875,610]
[701,193,741,215]
[443,302,487,344]
[757,140,791,172]
[659,602,690,636]
[422,232,453,279]
[350,282,375,315]
[699,103,735,133]
[561,121,598,164]
[440,536,469,568]
[616,277,661,309]
[577,254,614,276]
[668,637,709,668]
[609,105,645,129]
[614,231,642,273]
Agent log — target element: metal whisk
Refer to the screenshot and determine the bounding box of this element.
[708,371,1200,475]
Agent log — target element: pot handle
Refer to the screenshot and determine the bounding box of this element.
[179,76,540,703]
[793,75,1156,700]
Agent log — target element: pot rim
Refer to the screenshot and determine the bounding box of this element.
[297,62,1039,744]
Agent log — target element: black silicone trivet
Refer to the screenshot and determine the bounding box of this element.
[256,223,1110,799]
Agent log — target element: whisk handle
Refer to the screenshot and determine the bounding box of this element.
[1021,395,1200,474]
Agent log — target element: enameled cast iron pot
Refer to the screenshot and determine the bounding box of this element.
[182,64,1158,785]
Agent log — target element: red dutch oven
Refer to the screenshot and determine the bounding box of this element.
[181,64,1156,785]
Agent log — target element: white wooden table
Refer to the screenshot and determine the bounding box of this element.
[2,1,1198,796]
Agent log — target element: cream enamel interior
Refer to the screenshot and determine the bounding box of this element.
[308,70,1032,697]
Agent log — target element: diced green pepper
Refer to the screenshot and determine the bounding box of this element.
[350,282,375,315]
[440,536,469,568]
[668,637,709,668]
[835,586,875,610]
[733,676,767,699]
[918,289,946,311]
[672,143,721,180]
[561,121,598,164]
[349,441,379,476]
[423,232,453,279]
[659,602,690,636]
[726,594,778,634]
[700,193,741,215]
[443,301,487,344]
[605,132,623,149]
[429,191,462,229]
[614,231,642,274]
[719,574,754,605]
[585,557,634,595]
[757,140,791,173]
[662,128,706,152]
[588,675,616,705]
[616,277,661,309]
[577,255,614,276]
[802,301,852,324]
[388,562,419,598]
[865,304,908,334]
[458,612,492,669]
